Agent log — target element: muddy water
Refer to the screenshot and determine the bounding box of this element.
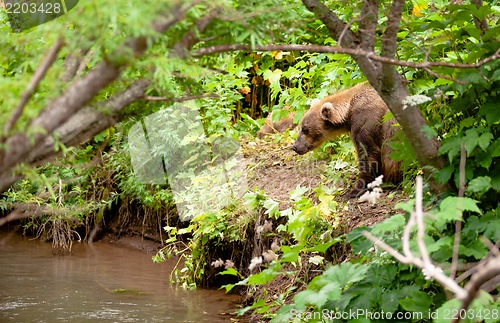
[0,230,239,322]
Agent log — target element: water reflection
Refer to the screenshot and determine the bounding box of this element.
[0,230,239,322]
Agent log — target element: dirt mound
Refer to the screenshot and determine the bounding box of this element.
[242,134,407,232]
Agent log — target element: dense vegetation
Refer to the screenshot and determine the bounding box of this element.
[1,0,499,322]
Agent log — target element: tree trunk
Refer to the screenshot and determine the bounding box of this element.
[301,0,449,194]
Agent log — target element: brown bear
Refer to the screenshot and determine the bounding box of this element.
[292,82,402,199]
[257,106,297,138]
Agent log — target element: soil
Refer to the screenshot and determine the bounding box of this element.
[243,134,408,233]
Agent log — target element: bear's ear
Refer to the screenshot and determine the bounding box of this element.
[320,102,334,121]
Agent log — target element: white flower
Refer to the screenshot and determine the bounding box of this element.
[270,238,280,251]
[211,258,224,268]
[224,259,235,269]
[359,175,384,205]
[402,95,432,110]
[248,256,263,271]
[256,220,273,235]
[422,265,443,281]
[367,175,384,189]
[262,250,278,262]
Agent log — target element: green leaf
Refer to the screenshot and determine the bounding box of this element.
[435,164,455,184]
[434,299,461,323]
[464,128,479,155]
[421,125,438,139]
[426,236,453,254]
[380,289,401,313]
[263,198,280,218]
[371,214,405,235]
[294,283,341,309]
[395,200,415,213]
[488,139,500,157]
[218,267,239,277]
[248,266,281,285]
[439,137,462,162]
[459,240,488,259]
[399,291,432,313]
[346,227,373,254]
[280,244,302,263]
[467,176,491,195]
[309,236,341,253]
[433,197,481,228]
[290,185,309,201]
[477,132,494,151]
[479,102,500,126]
[319,262,370,290]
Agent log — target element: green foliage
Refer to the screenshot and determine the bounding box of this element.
[1,0,500,320]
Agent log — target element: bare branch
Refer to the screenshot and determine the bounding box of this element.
[381,0,404,59]
[451,144,467,279]
[423,67,467,85]
[3,38,64,137]
[0,3,195,183]
[358,0,379,52]
[144,93,220,102]
[365,175,500,323]
[471,0,490,36]
[194,44,500,71]
[363,176,468,299]
[453,257,500,323]
[301,0,357,47]
[170,8,221,58]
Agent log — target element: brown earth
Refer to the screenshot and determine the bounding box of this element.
[242,134,407,233]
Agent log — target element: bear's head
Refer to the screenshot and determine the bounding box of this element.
[292,101,349,155]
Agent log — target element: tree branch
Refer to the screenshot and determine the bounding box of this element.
[3,38,64,138]
[144,93,220,102]
[0,3,194,185]
[301,0,357,47]
[381,0,404,59]
[453,257,500,323]
[194,44,500,70]
[170,8,221,58]
[364,176,468,299]
[358,0,380,53]
[470,0,490,36]
[365,176,500,323]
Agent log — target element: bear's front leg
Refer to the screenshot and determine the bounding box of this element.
[344,159,377,199]
[344,137,381,199]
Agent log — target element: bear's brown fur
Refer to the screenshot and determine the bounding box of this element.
[257,106,296,138]
[292,82,402,198]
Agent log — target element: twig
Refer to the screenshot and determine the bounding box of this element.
[381,0,404,59]
[3,38,65,137]
[144,93,220,102]
[364,175,500,323]
[363,175,468,299]
[451,144,466,279]
[423,67,466,85]
[453,257,500,323]
[194,44,500,70]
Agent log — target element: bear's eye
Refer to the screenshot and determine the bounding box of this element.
[301,127,309,135]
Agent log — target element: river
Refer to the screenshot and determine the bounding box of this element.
[0,229,240,322]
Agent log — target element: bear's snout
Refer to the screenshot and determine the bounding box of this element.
[291,141,308,155]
